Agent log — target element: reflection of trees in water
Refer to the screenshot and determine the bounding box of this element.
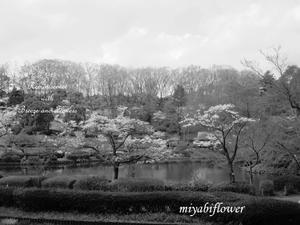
[113,163,119,179]
[20,164,47,176]
[191,167,232,185]
[165,162,196,183]
[128,164,136,178]
[191,168,207,183]
[4,162,270,188]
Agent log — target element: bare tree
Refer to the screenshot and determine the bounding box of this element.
[245,122,272,184]
[242,46,300,116]
[82,62,99,96]
[274,117,300,171]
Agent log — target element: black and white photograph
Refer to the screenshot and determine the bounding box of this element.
[0,0,300,224]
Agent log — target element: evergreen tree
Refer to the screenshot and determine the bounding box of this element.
[172,85,186,107]
[8,87,24,106]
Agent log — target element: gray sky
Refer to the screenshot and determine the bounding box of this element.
[0,0,300,69]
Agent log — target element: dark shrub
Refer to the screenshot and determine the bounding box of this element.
[0,176,34,188]
[54,151,65,159]
[64,105,86,124]
[73,176,111,191]
[166,182,209,192]
[21,156,44,165]
[0,187,14,206]
[259,180,274,196]
[0,187,300,224]
[237,198,300,225]
[127,107,149,122]
[64,92,86,124]
[274,175,300,192]
[190,180,210,191]
[12,133,39,147]
[0,89,6,98]
[210,181,256,195]
[13,189,217,213]
[21,126,35,135]
[110,178,166,192]
[67,92,84,105]
[66,151,90,162]
[11,124,22,135]
[50,89,67,108]
[30,176,48,188]
[8,88,24,106]
[41,176,77,189]
[0,152,22,163]
[19,97,54,133]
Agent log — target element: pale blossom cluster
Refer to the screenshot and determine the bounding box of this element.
[0,107,18,137]
[83,112,153,139]
[181,104,255,131]
[17,105,77,114]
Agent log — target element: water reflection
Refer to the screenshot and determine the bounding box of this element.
[0,161,271,187]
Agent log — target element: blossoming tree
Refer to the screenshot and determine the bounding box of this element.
[0,107,18,151]
[83,107,168,178]
[0,107,18,138]
[182,104,255,183]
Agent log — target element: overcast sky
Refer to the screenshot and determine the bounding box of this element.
[0,0,300,69]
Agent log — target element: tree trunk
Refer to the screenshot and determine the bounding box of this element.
[113,162,119,180]
[228,162,235,183]
[249,167,254,185]
[291,154,300,171]
[296,108,300,117]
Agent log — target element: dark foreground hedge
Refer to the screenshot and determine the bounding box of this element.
[0,187,299,225]
[0,175,46,188]
[0,175,256,194]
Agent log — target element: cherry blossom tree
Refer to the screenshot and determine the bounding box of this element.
[0,107,18,138]
[0,107,18,151]
[182,104,255,183]
[84,113,152,155]
[125,132,170,163]
[83,107,157,179]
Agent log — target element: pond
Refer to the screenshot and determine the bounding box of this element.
[0,161,270,188]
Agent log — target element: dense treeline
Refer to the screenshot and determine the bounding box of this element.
[0,48,300,181]
[0,60,286,116]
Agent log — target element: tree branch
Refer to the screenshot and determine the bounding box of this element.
[231,123,246,162]
[115,133,131,151]
[276,141,300,169]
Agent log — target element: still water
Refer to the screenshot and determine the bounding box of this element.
[0,161,268,187]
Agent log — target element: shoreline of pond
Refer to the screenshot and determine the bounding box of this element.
[0,157,287,177]
[0,157,222,171]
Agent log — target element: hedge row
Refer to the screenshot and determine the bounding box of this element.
[209,181,256,195]
[41,176,77,189]
[0,176,46,188]
[0,187,299,225]
[0,175,202,191]
[0,175,256,194]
